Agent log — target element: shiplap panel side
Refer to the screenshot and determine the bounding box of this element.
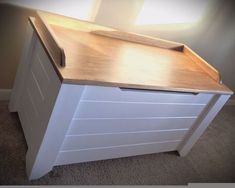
[62,130,187,151]
[55,141,180,165]
[82,86,213,104]
[75,101,205,118]
[68,117,195,135]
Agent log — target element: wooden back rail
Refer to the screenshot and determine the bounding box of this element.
[91,30,184,51]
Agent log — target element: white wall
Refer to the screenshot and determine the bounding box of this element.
[192,1,235,91]
[1,0,97,21]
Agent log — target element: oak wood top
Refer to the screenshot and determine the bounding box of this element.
[30,11,233,95]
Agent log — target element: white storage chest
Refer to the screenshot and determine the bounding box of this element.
[9,11,233,180]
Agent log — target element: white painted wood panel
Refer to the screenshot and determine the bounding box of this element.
[178,94,230,156]
[82,85,213,104]
[31,41,60,94]
[15,40,40,146]
[55,141,180,165]
[75,101,205,118]
[9,22,36,112]
[27,71,44,114]
[29,41,61,123]
[26,84,84,180]
[62,130,187,151]
[68,117,196,135]
[13,34,62,180]
[18,38,61,148]
[18,102,33,145]
[22,89,39,146]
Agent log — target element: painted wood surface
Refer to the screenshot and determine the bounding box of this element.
[9,22,36,112]
[15,39,61,180]
[178,94,230,156]
[26,83,84,180]
[82,85,213,104]
[55,141,180,165]
[62,130,187,151]
[68,117,196,135]
[75,101,205,119]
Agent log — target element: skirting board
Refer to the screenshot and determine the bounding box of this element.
[0,89,234,105]
[226,99,235,105]
[0,89,11,101]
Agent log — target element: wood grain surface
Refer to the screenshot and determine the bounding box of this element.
[183,46,221,83]
[30,11,233,95]
[91,30,184,51]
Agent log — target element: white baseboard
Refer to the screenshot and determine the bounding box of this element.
[226,99,235,106]
[0,89,11,101]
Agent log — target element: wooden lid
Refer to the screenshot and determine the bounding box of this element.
[29,11,233,95]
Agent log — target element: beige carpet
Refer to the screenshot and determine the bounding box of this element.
[0,101,234,185]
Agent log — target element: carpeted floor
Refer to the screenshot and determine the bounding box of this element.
[0,100,234,185]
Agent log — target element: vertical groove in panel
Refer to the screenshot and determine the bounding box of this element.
[18,103,32,145]
[26,88,39,118]
[37,53,50,82]
[31,70,45,101]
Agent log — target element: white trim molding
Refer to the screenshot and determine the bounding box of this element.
[0,89,11,101]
